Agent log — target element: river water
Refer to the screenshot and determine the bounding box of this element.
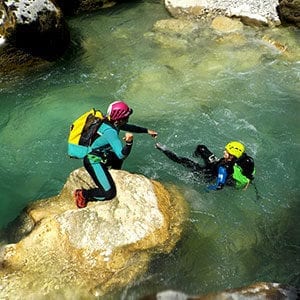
[0,0,299,298]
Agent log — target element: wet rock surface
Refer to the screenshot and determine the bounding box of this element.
[0,168,188,299]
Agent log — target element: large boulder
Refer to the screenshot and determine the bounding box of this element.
[0,0,122,74]
[0,0,70,75]
[277,0,300,28]
[0,0,70,58]
[0,168,188,299]
[165,0,281,26]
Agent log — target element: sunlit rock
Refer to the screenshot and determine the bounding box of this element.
[211,16,244,33]
[145,18,199,50]
[0,168,188,299]
[0,36,5,45]
[215,33,247,47]
[165,0,281,26]
[142,282,299,299]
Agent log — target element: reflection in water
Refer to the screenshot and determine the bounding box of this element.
[0,0,299,297]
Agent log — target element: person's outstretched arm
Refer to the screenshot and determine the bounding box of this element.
[156,143,204,172]
[120,124,158,138]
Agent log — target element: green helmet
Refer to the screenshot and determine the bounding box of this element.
[225,141,245,158]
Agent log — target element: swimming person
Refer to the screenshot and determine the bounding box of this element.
[156,141,255,191]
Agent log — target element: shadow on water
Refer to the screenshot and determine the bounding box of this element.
[0,29,86,93]
[0,207,34,245]
[253,196,300,287]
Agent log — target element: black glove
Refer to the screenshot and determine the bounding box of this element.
[193,145,213,159]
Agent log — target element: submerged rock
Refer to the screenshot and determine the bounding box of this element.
[210,16,244,33]
[142,282,299,299]
[0,168,188,299]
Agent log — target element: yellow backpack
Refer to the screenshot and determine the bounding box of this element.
[68,108,104,158]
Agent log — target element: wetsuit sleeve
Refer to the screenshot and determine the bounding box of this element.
[207,166,227,191]
[121,141,133,157]
[93,127,129,160]
[160,148,205,172]
[120,123,148,133]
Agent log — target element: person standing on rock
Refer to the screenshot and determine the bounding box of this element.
[156,141,255,191]
[74,100,157,208]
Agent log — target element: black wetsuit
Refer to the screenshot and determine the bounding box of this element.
[158,144,235,188]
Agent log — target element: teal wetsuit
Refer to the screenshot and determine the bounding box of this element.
[82,121,147,201]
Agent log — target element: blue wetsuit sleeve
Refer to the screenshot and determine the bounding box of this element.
[207,166,228,191]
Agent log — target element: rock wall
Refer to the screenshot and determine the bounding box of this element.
[277,0,300,28]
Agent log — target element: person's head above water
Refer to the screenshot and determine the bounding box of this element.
[107,101,133,123]
[224,141,245,159]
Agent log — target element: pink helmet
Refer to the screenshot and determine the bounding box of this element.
[107,101,133,121]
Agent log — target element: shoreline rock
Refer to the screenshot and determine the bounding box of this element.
[164,0,281,26]
[277,0,300,28]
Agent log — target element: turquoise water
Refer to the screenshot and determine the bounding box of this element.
[0,0,299,297]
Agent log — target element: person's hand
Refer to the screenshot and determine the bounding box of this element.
[147,129,158,138]
[155,142,168,151]
[243,182,250,191]
[124,132,133,143]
